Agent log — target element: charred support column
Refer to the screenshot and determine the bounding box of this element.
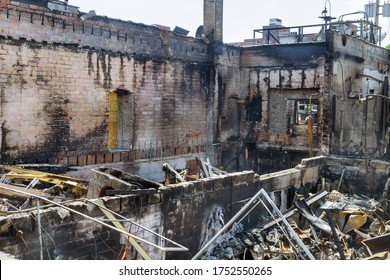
[203,0,223,42]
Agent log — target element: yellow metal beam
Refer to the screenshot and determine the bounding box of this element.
[94,199,152,260]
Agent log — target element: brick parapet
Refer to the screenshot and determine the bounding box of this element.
[0,2,209,62]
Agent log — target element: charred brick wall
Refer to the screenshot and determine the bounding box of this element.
[205,44,242,166]
[239,43,326,149]
[0,2,211,163]
[216,43,326,171]
[218,32,390,171]
[320,156,390,198]
[329,32,390,157]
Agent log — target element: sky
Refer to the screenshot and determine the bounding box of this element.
[68,0,390,45]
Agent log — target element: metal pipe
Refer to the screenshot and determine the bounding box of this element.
[338,11,369,23]
[326,0,332,16]
[365,93,369,175]
[36,198,44,260]
[336,167,346,192]
[375,0,380,27]
[0,198,19,211]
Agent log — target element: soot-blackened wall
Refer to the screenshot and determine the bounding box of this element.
[0,2,212,163]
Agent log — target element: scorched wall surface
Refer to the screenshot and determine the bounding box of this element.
[0,3,211,163]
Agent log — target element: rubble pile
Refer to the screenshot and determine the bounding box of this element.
[0,164,89,213]
[203,191,390,260]
[0,158,221,213]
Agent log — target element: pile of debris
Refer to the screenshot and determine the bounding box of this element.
[0,163,190,260]
[0,164,89,213]
[163,157,227,185]
[201,190,390,260]
[0,157,225,213]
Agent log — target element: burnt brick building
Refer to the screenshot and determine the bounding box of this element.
[0,0,389,176]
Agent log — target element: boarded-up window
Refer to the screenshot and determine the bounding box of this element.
[108,89,134,150]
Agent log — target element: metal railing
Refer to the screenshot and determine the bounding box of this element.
[253,20,382,46]
[191,188,331,260]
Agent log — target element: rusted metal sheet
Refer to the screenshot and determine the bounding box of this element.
[362,233,390,256]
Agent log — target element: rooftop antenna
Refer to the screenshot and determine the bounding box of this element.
[319,0,336,30]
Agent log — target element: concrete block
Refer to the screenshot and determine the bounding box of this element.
[7,214,34,234]
[192,180,204,194]
[259,175,272,192]
[220,174,233,190]
[297,155,327,169]
[99,196,121,213]
[230,172,244,186]
[147,193,161,204]
[158,186,172,202]
[96,154,105,164]
[65,203,89,222]
[87,155,96,165]
[171,184,184,199]
[113,152,121,162]
[120,195,138,211]
[213,177,224,191]
[246,179,256,194]
[301,167,319,186]
[256,179,268,193]
[86,203,104,217]
[182,182,194,197]
[202,178,214,192]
